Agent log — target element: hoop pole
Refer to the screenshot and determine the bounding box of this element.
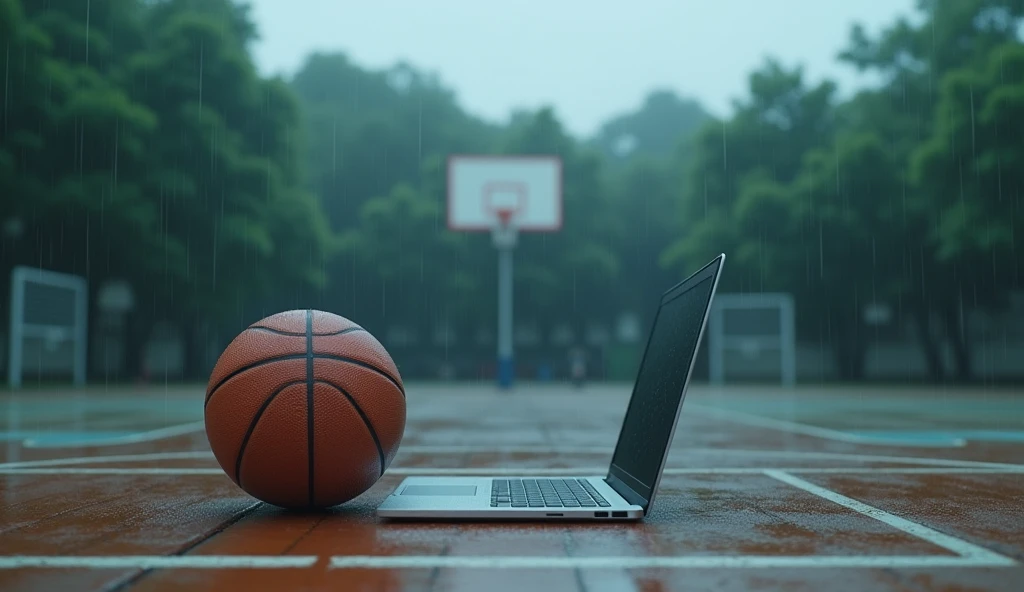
[8,267,25,389]
[496,240,514,390]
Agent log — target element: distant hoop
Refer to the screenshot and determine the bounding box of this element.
[491,208,519,249]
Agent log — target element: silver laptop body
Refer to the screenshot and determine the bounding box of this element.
[376,254,725,521]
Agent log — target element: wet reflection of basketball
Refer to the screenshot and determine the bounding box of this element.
[204,310,405,509]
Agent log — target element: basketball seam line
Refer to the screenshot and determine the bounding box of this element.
[305,310,315,509]
[234,380,303,486]
[249,326,364,337]
[205,354,404,408]
[232,378,387,500]
[319,380,387,479]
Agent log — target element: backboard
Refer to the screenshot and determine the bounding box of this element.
[447,155,562,232]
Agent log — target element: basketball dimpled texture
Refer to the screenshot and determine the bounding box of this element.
[204,310,406,509]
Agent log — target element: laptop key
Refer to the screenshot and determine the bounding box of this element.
[597,501,610,507]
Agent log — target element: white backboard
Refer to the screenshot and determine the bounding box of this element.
[447,155,562,232]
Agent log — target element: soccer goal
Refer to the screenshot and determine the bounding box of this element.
[708,292,796,386]
[7,266,88,388]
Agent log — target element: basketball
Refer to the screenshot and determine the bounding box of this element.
[204,310,406,509]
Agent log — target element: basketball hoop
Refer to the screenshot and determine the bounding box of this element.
[491,208,518,249]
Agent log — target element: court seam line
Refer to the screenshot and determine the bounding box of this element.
[687,405,968,448]
[762,470,1016,565]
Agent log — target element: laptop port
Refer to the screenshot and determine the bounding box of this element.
[546,513,563,517]
[612,511,628,518]
[594,511,608,518]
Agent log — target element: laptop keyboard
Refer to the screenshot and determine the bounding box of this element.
[490,478,611,508]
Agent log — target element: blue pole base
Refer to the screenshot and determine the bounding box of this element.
[497,357,514,389]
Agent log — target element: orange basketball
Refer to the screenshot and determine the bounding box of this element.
[204,309,405,509]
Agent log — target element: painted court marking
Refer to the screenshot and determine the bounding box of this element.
[2,448,1021,471]
[764,470,1015,565]
[2,467,1023,477]
[0,554,1012,571]
[0,556,319,569]
[327,555,1013,570]
[688,405,968,447]
[0,451,211,470]
[22,421,206,448]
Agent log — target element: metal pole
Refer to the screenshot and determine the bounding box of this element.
[497,245,514,389]
[9,267,25,389]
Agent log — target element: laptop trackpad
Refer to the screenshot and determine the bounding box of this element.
[401,485,478,496]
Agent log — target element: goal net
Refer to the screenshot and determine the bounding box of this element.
[7,266,88,388]
[708,292,796,386]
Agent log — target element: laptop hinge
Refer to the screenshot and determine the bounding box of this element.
[604,473,648,511]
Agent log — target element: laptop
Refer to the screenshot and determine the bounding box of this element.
[376,254,725,521]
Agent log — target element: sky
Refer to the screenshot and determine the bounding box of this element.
[248,0,918,138]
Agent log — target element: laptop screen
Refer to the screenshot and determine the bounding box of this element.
[607,272,716,501]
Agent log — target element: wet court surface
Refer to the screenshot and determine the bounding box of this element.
[1,383,1023,591]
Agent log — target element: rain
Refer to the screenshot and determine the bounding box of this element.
[1,0,1023,589]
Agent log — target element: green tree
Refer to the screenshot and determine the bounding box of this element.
[594,90,710,164]
[911,42,1024,379]
[838,0,1024,380]
[501,108,620,337]
[124,0,329,376]
[664,58,837,285]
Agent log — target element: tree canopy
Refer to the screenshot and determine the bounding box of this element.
[2,0,1020,382]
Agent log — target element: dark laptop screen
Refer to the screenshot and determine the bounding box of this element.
[608,274,716,498]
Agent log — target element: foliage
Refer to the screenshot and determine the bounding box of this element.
[2,0,1022,382]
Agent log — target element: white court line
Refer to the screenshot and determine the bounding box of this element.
[397,446,1022,470]
[688,405,968,448]
[0,556,318,569]
[0,554,1013,571]
[329,554,1012,569]
[764,470,1016,565]
[22,421,206,448]
[3,467,1023,477]
[0,451,212,470]
[2,448,1020,471]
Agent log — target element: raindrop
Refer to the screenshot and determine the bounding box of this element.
[85,0,91,65]
[969,86,975,155]
[3,42,8,130]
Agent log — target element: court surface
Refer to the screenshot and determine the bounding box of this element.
[1,382,1022,591]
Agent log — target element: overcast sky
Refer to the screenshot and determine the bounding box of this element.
[247,0,918,137]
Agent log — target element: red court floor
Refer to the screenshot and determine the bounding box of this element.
[1,383,1022,591]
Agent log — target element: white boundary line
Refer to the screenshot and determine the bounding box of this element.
[0,556,318,569]
[688,405,968,448]
[22,421,206,448]
[2,467,1023,477]
[328,555,1010,569]
[0,554,1011,571]
[0,451,212,470]
[763,470,1016,566]
[2,448,1021,471]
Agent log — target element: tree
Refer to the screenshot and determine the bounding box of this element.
[911,42,1024,380]
[500,108,620,337]
[123,0,330,377]
[838,0,1024,381]
[664,59,837,285]
[593,90,710,164]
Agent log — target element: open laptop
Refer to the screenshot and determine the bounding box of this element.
[376,254,724,521]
